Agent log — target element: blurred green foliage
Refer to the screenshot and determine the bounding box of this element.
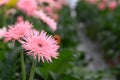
[76,1,120,79]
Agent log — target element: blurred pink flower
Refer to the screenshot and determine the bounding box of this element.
[4,21,33,42]
[34,10,57,31]
[5,8,17,17]
[0,0,9,6]
[53,0,67,10]
[57,0,67,5]
[16,16,24,23]
[0,27,7,39]
[44,7,58,21]
[17,0,37,16]
[98,2,106,11]
[108,1,117,11]
[21,30,59,62]
[37,0,65,10]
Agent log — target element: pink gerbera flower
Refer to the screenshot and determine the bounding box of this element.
[17,0,37,16]
[4,21,33,42]
[21,30,59,62]
[34,10,57,31]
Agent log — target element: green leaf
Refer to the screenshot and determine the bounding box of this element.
[36,49,74,79]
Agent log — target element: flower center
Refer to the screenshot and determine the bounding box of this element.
[38,44,42,47]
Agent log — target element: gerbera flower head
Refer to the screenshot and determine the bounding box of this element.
[21,30,59,62]
[34,10,57,31]
[4,21,33,42]
[17,0,37,16]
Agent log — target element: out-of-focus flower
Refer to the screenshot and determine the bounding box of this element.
[5,8,17,17]
[44,7,58,21]
[21,30,59,62]
[4,21,33,42]
[6,0,18,8]
[98,2,106,11]
[37,0,66,10]
[57,0,67,6]
[0,0,9,6]
[34,10,57,31]
[17,0,37,16]
[16,16,24,23]
[52,0,66,10]
[0,27,7,39]
[108,1,117,11]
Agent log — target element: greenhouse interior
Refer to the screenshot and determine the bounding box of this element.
[0,0,120,80]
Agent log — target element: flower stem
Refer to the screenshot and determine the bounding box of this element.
[3,6,6,26]
[29,59,37,80]
[20,51,26,80]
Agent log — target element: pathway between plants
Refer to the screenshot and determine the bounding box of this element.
[76,23,115,80]
[77,23,108,70]
[67,0,115,79]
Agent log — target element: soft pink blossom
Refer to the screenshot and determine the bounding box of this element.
[16,16,24,23]
[108,1,117,11]
[0,27,7,39]
[57,0,67,5]
[98,2,106,11]
[53,0,67,10]
[34,10,57,31]
[21,30,59,62]
[44,7,58,21]
[37,0,65,10]
[0,0,9,6]
[17,0,37,16]
[4,21,33,42]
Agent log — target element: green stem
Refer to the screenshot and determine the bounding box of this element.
[20,51,26,80]
[29,59,37,80]
[3,6,6,26]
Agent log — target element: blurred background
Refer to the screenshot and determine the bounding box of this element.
[0,0,120,80]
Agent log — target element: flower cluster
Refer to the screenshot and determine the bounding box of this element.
[3,21,59,62]
[0,0,67,31]
[85,0,118,11]
[16,0,67,31]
